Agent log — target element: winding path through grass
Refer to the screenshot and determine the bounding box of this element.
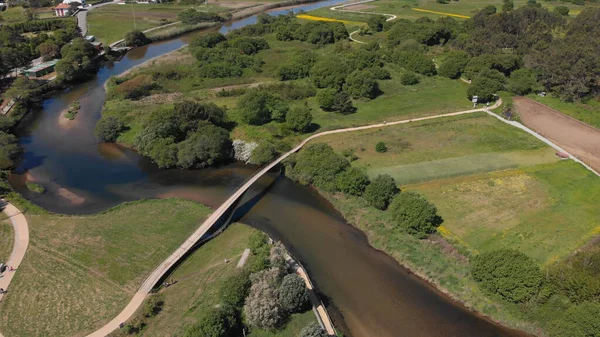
[329,0,396,44]
[0,200,29,337]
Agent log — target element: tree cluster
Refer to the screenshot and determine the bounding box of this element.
[55,38,99,83]
[177,9,225,25]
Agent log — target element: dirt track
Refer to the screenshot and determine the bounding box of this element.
[514,97,600,172]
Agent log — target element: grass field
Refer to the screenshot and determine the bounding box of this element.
[0,7,56,24]
[0,199,212,337]
[87,3,228,44]
[410,161,600,264]
[526,94,600,130]
[307,0,596,21]
[319,113,557,182]
[112,223,316,337]
[0,219,14,263]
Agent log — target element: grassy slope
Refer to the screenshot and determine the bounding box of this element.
[0,219,14,263]
[111,223,316,337]
[526,94,600,130]
[319,112,557,183]
[87,3,227,44]
[0,199,212,337]
[308,0,596,21]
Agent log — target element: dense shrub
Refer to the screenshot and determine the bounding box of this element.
[467,77,503,103]
[368,67,391,80]
[548,245,600,304]
[243,269,285,329]
[238,91,289,125]
[278,274,309,313]
[190,32,227,48]
[336,167,370,196]
[367,15,387,32]
[400,72,419,85]
[228,36,270,55]
[94,116,125,143]
[286,105,313,133]
[393,50,436,76]
[124,30,150,47]
[316,88,337,111]
[438,50,470,79]
[547,302,600,337]
[277,50,318,81]
[344,69,379,99]
[177,9,224,24]
[0,131,23,169]
[299,322,326,337]
[176,122,232,168]
[249,142,278,166]
[375,141,387,153]
[364,174,399,210]
[115,74,156,100]
[286,143,349,191]
[472,249,543,303]
[310,56,350,90]
[183,305,240,337]
[389,192,440,238]
[219,271,251,309]
[260,82,316,101]
[507,68,539,95]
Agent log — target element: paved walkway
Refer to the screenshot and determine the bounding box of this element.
[86,101,502,337]
[0,200,30,337]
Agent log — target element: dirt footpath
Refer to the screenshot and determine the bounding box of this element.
[514,97,600,172]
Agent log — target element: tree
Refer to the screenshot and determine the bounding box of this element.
[467,77,503,103]
[507,68,539,95]
[94,116,125,142]
[278,50,317,81]
[472,249,543,303]
[547,302,600,337]
[238,91,289,125]
[438,51,469,79]
[0,131,23,169]
[22,9,38,21]
[191,32,226,48]
[229,36,270,55]
[38,41,60,61]
[286,105,312,133]
[219,271,251,309]
[400,72,419,85]
[367,15,387,32]
[316,88,338,111]
[344,69,379,99]
[300,322,326,337]
[553,6,569,16]
[310,56,350,90]
[124,30,150,47]
[331,91,355,114]
[389,192,440,238]
[249,142,278,166]
[56,38,98,82]
[393,50,436,76]
[176,122,232,168]
[177,9,223,24]
[278,274,309,313]
[287,143,349,191]
[375,142,387,153]
[364,174,399,210]
[502,0,514,12]
[336,167,369,196]
[173,101,225,129]
[183,305,239,337]
[243,269,285,329]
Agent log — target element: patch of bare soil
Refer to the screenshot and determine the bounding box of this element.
[514,97,600,172]
[116,50,192,79]
[57,187,85,205]
[133,92,183,105]
[344,3,376,10]
[210,82,264,92]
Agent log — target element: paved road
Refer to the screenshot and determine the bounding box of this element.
[0,200,30,337]
[86,101,502,337]
[77,1,117,37]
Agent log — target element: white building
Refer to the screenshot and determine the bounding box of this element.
[62,0,86,4]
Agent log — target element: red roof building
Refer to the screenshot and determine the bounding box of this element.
[55,3,71,17]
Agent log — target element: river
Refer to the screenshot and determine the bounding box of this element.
[9,2,526,336]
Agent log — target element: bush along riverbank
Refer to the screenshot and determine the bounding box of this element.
[283,142,600,337]
[111,228,331,337]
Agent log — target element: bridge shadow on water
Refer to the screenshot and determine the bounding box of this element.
[152,164,283,290]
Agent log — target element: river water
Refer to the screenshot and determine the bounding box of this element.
[10,3,526,336]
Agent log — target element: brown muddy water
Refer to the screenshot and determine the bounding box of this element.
[9,3,529,336]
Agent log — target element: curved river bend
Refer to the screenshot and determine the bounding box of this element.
[10,3,526,336]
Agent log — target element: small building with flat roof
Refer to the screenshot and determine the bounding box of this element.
[23,59,60,78]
